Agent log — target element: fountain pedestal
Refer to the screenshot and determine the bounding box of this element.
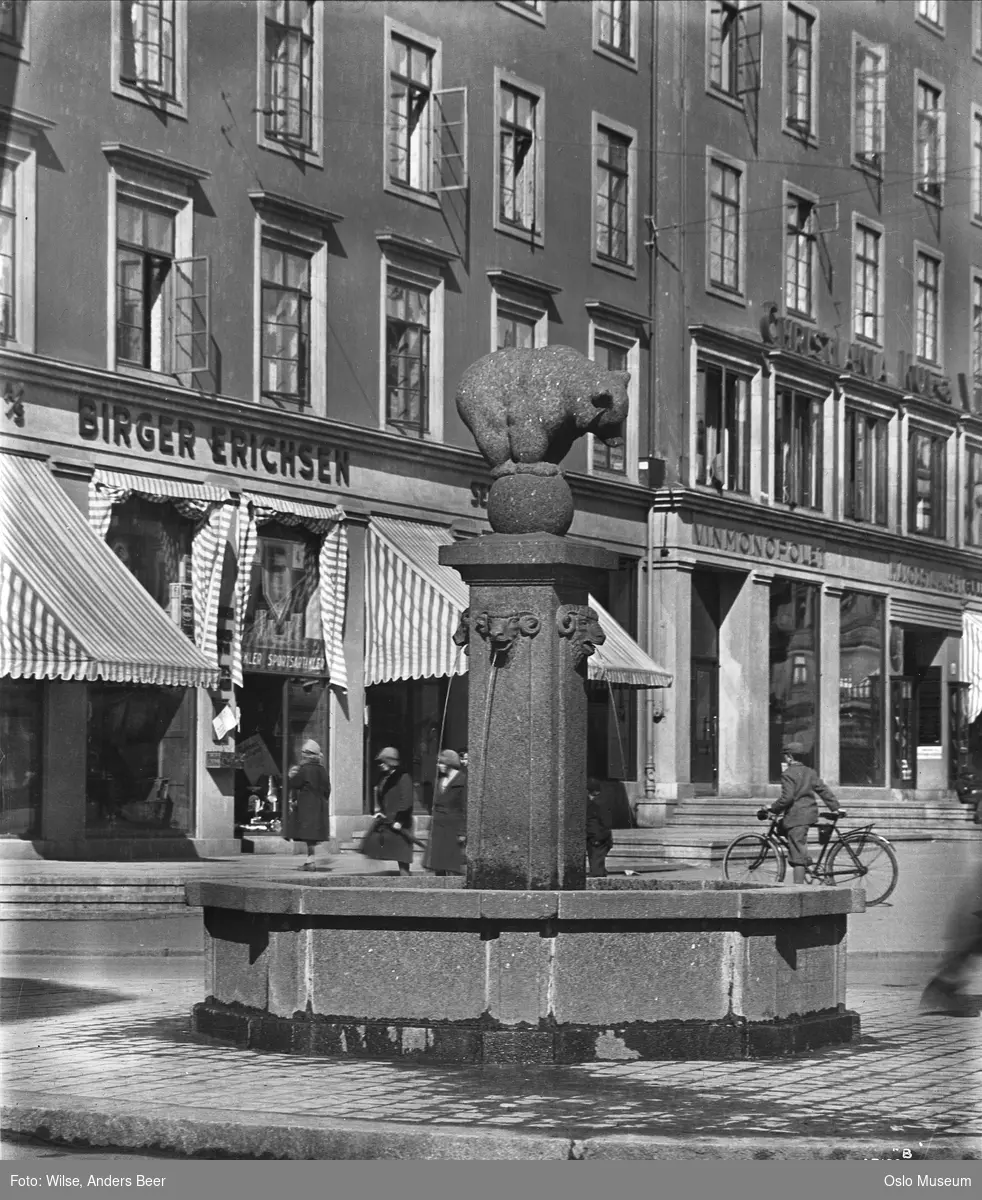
[440,533,617,891]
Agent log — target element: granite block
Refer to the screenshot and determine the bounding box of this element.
[773,921,842,1016]
[427,1025,483,1064]
[481,1030,555,1065]
[552,931,730,1023]
[299,886,482,920]
[207,914,269,1010]
[309,928,487,1021]
[556,889,742,921]
[486,930,551,1024]
[267,926,307,1018]
[738,932,779,1020]
[479,891,560,921]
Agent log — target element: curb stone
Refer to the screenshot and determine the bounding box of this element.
[3,1094,979,1162]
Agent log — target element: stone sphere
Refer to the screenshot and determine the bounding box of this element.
[487,472,574,535]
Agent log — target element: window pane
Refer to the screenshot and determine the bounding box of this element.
[839,592,884,786]
[769,579,819,780]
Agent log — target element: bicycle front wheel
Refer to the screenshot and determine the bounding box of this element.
[722,834,786,884]
[827,831,898,906]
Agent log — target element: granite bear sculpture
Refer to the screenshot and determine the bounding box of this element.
[455,345,630,470]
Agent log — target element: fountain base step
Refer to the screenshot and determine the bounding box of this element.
[191,1000,860,1063]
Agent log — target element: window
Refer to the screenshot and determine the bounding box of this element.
[853,37,885,172]
[908,429,947,538]
[853,221,882,343]
[593,116,636,272]
[113,1,186,116]
[707,154,743,296]
[388,32,433,193]
[709,1,739,96]
[844,408,887,526]
[785,193,815,318]
[785,4,815,138]
[595,0,635,63]
[695,360,750,493]
[972,109,982,224]
[774,387,823,510]
[496,0,545,23]
[489,269,554,353]
[915,78,945,203]
[915,249,942,364]
[0,163,15,344]
[839,592,884,787]
[0,0,27,59]
[589,326,639,478]
[973,274,982,407]
[386,280,429,432]
[769,579,819,779]
[258,0,323,165]
[495,74,543,241]
[116,199,175,373]
[0,114,45,354]
[975,0,982,58]
[0,679,42,837]
[916,0,943,30]
[966,445,982,547]
[497,308,535,350]
[261,243,310,406]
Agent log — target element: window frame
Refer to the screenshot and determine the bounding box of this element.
[493,67,545,248]
[972,105,982,229]
[773,380,826,513]
[251,201,328,415]
[256,0,324,168]
[490,282,548,354]
[111,0,188,119]
[966,439,982,548]
[971,268,982,413]
[0,113,43,355]
[913,243,944,368]
[843,403,889,527]
[378,248,445,441]
[587,314,640,484]
[591,112,637,278]
[705,146,746,304]
[0,0,29,64]
[851,32,886,177]
[694,355,753,496]
[907,425,949,540]
[913,71,946,207]
[784,183,818,321]
[593,0,638,70]
[915,0,945,36]
[383,17,442,210]
[851,214,885,348]
[706,0,744,107]
[974,0,982,62]
[783,1,819,145]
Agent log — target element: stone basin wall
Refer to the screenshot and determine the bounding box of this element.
[187,877,864,1063]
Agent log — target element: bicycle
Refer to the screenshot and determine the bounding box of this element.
[721,810,899,906]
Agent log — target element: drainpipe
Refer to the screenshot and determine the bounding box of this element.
[643,0,659,804]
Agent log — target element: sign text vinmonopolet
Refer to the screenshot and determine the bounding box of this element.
[78,398,350,486]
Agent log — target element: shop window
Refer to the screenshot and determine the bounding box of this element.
[258,0,323,165]
[707,152,744,297]
[908,428,947,539]
[494,70,544,245]
[0,678,42,837]
[844,408,887,526]
[107,495,193,616]
[853,221,882,344]
[695,360,750,494]
[915,77,945,204]
[839,592,884,786]
[852,36,885,174]
[86,684,193,837]
[785,3,816,140]
[261,241,310,407]
[774,386,823,511]
[915,249,942,364]
[785,192,815,318]
[967,445,982,547]
[769,578,819,780]
[918,669,942,746]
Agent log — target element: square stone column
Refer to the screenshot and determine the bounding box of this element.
[441,533,618,890]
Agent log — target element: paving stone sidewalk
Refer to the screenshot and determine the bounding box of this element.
[1,953,979,1160]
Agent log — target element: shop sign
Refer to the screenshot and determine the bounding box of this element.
[241,534,327,677]
[693,522,826,569]
[896,353,952,405]
[759,303,839,369]
[77,396,350,486]
[889,559,982,598]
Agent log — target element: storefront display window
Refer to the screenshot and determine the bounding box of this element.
[769,578,819,779]
[839,592,884,786]
[107,495,193,619]
[86,683,193,837]
[0,679,42,837]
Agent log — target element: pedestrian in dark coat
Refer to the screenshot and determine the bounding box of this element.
[359,746,415,874]
[425,749,467,875]
[283,740,331,869]
[760,742,838,884]
[586,778,614,878]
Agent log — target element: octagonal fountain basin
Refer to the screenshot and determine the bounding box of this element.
[187,875,864,1064]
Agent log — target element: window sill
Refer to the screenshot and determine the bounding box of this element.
[496,1,545,26]
[705,86,745,114]
[849,333,884,350]
[0,42,28,64]
[258,134,323,171]
[971,215,982,231]
[384,422,436,442]
[915,15,946,39]
[591,252,636,280]
[116,362,189,389]
[384,180,441,211]
[593,44,638,72]
[0,337,34,356]
[913,187,943,210]
[494,217,544,249]
[706,283,746,309]
[852,158,884,182]
[785,307,815,325]
[905,529,949,543]
[783,124,818,149]
[111,81,187,121]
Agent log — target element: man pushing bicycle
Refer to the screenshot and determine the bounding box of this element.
[759,742,840,885]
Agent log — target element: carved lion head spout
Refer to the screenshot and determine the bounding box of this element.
[455,346,631,534]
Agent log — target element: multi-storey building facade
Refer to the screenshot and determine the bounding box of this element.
[647,0,982,810]
[0,0,667,857]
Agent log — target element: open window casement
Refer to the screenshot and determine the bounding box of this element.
[170,255,211,385]
[735,3,761,97]
[918,106,945,202]
[432,86,468,192]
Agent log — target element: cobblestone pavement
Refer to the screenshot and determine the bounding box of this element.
[2,955,979,1153]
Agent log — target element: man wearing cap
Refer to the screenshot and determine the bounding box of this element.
[425,750,467,876]
[759,742,839,885]
[284,740,331,870]
[360,747,416,875]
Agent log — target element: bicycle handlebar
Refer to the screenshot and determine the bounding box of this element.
[756,809,846,821]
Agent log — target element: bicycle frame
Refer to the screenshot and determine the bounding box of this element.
[762,814,886,882]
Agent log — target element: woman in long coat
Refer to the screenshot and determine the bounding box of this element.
[425,749,467,875]
[283,739,331,869]
[360,746,415,874]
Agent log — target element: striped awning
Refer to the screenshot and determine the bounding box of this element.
[0,455,219,687]
[962,613,982,725]
[365,517,468,686]
[364,516,671,689]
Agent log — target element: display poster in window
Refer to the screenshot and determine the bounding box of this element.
[241,534,326,676]
[236,732,280,785]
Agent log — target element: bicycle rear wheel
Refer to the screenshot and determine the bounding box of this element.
[827,831,898,906]
[722,834,786,883]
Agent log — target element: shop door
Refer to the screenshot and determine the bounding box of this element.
[691,658,718,791]
[948,682,970,788]
[890,677,917,789]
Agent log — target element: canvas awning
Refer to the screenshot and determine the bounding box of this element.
[0,454,219,687]
[364,516,672,689]
[962,612,982,725]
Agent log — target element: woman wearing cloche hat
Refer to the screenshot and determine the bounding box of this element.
[424,749,467,876]
[284,739,332,870]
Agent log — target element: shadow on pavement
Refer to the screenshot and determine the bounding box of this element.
[1,977,135,1023]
